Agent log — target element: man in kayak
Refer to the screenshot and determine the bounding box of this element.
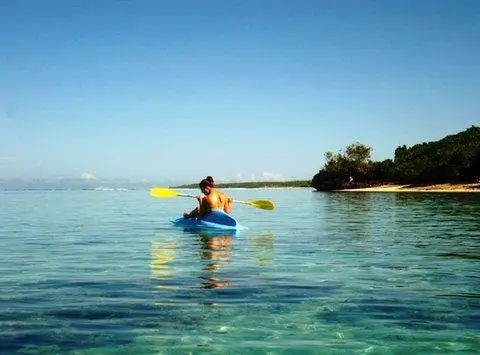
[183,176,233,218]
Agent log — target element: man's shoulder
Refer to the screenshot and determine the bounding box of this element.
[203,193,218,204]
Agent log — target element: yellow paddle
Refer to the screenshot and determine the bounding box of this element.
[149,187,275,211]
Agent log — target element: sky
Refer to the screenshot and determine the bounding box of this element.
[1,0,479,184]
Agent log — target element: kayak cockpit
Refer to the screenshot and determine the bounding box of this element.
[170,209,246,230]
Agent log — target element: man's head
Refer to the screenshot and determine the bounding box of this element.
[199,178,213,195]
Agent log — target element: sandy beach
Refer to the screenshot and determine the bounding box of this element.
[339,183,480,193]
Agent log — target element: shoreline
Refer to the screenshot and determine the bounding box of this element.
[337,183,480,193]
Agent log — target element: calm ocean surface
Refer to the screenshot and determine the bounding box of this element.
[1,189,479,354]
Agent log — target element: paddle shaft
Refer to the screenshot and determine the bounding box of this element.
[149,187,274,210]
[177,193,250,206]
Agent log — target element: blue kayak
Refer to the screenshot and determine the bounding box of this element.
[170,209,245,230]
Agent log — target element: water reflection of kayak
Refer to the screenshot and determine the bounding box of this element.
[170,209,246,231]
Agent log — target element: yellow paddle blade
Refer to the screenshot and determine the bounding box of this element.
[149,187,180,198]
[246,199,275,211]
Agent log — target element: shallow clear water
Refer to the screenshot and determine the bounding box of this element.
[1,189,479,354]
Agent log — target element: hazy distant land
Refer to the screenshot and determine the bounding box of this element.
[174,180,311,189]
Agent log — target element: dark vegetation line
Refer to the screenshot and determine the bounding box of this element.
[174,180,311,189]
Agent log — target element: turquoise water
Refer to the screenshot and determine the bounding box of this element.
[1,189,479,354]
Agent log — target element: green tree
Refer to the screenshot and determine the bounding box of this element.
[312,142,372,190]
[392,125,480,183]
